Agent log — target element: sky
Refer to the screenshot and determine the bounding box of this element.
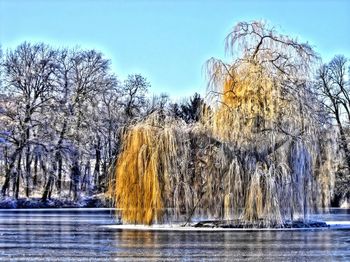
[0,0,349,99]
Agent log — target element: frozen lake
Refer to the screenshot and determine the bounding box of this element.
[0,208,349,261]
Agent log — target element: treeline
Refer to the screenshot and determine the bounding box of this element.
[0,41,349,205]
[0,42,204,202]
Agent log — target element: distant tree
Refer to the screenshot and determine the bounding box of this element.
[316,55,350,200]
[169,102,183,119]
[169,93,205,123]
[0,42,58,198]
[122,74,149,119]
[180,93,204,123]
[46,48,115,200]
[146,93,170,116]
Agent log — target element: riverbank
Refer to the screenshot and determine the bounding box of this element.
[0,196,110,209]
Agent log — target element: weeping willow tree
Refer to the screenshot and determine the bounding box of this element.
[108,114,192,225]
[203,21,337,225]
[109,21,336,227]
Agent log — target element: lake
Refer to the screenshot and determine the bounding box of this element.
[0,208,349,261]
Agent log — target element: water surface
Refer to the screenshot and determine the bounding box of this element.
[0,208,349,261]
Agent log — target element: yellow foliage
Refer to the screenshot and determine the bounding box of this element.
[112,125,162,225]
[110,115,190,225]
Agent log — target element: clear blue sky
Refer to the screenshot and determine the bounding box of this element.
[1,0,349,99]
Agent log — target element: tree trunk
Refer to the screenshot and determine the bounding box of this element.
[14,153,22,199]
[42,158,56,201]
[71,162,81,202]
[81,160,91,191]
[33,154,38,187]
[2,150,14,196]
[42,174,54,201]
[56,152,63,195]
[335,114,350,170]
[25,145,31,198]
[93,136,101,188]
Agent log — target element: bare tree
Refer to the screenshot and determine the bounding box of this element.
[43,48,115,200]
[316,55,350,201]
[316,58,350,165]
[122,74,149,119]
[1,42,57,198]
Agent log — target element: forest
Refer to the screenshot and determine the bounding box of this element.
[0,21,349,215]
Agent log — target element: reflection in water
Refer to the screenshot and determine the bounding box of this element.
[0,209,349,261]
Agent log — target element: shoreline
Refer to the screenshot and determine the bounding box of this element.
[103,221,350,232]
[0,197,109,209]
